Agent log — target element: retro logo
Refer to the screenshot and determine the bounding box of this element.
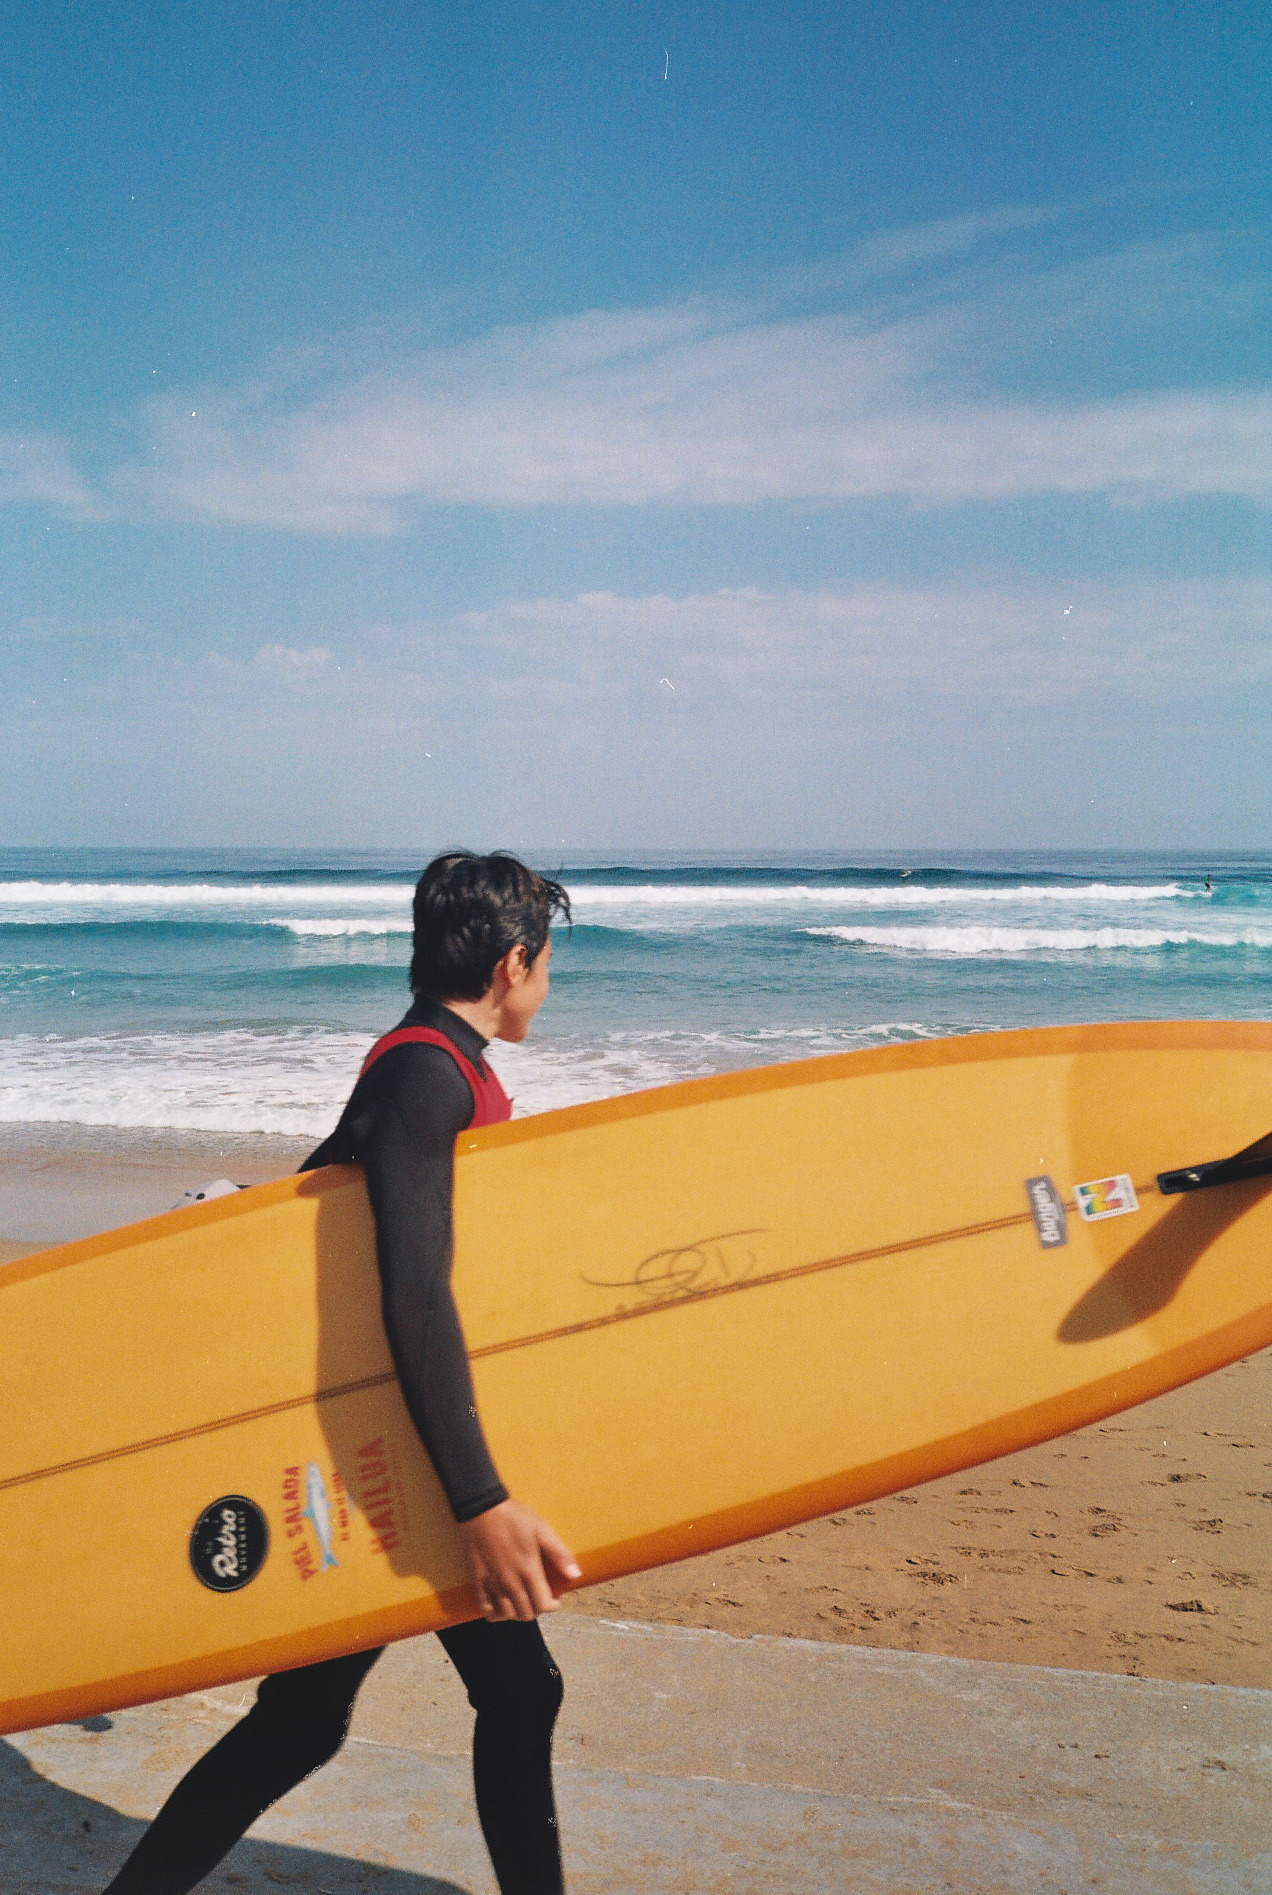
[190,1496,269,1593]
[281,1461,350,1581]
[1024,1175,1067,1248]
[1074,1174,1140,1222]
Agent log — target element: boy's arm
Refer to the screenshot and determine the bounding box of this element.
[361,1050,510,1522]
[360,1047,580,1617]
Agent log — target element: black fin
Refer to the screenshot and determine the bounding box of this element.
[1157,1129,1272,1194]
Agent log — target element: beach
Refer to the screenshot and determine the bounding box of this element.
[5,1123,1270,1696]
[12,19,1267,1876]
[566,1346,1272,1691]
[4,850,1271,1702]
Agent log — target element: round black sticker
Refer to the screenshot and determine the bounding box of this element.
[190,1496,269,1593]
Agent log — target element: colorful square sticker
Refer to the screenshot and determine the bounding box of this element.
[1074,1174,1140,1222]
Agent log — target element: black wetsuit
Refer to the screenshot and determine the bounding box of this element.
[103,1000,565,1895]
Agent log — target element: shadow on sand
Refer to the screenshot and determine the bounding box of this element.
[1,1736,474,1895]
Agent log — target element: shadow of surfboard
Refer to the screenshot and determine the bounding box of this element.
[0,1737,473,1893]
[1057,1176,1272,1344]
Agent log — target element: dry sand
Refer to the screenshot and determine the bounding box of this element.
[6,1141,1270,1693]
[566,1349,1272,1689]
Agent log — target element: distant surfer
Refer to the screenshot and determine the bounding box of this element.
[103,853,577,1895]
[1205,874,1213,893]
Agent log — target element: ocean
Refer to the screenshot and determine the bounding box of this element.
[0,848,1269,1140]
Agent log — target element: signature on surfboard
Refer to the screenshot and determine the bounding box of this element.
[581,1229,766,1303]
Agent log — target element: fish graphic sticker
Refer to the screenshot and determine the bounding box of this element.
[301,1462,340,1570]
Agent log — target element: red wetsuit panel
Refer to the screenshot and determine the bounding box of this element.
[359,1025,512,1126]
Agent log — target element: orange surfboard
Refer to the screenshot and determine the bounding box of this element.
[3,1020,1272,1735]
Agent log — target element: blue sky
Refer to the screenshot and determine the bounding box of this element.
[3,1,1268,851]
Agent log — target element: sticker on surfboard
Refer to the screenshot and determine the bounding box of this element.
[189,1496,269,1593]
[1024,1176,1067,1248]
[281,1462,344,1580]
[1074,1174,1139,1222]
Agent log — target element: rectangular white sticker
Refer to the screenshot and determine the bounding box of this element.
[1074,1174,1140,1222]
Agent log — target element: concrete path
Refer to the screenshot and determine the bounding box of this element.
[5,1615,1271,1894]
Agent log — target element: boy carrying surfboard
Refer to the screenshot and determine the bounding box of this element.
[103,851,578,1895]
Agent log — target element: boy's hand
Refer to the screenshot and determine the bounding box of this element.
[459,1498,581,1621]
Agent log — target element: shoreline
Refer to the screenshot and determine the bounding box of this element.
[6,1127,1269,1690]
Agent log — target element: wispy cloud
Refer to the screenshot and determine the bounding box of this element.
[0,432,105,517]
[10,213,1269,530]
[845,202,1065,281]
[439,576,1272,708]
[168,576,1269,721]
[9,576,1266,847]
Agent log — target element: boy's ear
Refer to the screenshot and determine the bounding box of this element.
[495,943,530,987]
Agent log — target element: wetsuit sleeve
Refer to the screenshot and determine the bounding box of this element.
[358,1048,510,1524]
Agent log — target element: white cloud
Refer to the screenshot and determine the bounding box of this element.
[846,202,1063,279]
[0,431,104,516]
[8,214,1268,530]
[432,576,1272,708]
[252,643,338,675]
[7,578,1267,848]
[107,305,1267,528]
[14,577,1268,721]
[181,577,1263,723]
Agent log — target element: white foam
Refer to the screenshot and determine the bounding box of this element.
[565,881,1191,911]
[0,1030,366,1136]
[0,1021,944,1134]
[267,918,413,936]
[806,924,1272,956]
[0,881,413,909]
[0,879,1198,930]
[486,1021,941,1115]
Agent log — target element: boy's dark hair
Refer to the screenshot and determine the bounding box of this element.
[410,851,571,1000]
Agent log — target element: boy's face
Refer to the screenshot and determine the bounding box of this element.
[494,936,553,1043]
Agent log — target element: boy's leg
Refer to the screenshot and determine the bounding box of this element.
[101,1646,383,1895]
[437,1618,565,1895]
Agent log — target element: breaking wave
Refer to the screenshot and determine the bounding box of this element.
[806,925,1272,957]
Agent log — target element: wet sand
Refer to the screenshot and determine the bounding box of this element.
[6,1137,1270,1692]
[0,1124,314,1245]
